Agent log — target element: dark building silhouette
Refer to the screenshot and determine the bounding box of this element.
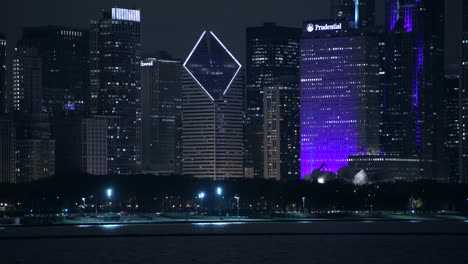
[182,31,244,179]
[18,27,89,115]
[245,23,300,179]
[0,33,6,114]
[382,0,445,180]
[90,8,142,174]
[14,113,55,182]
[461,0,468,183]
[443,74,461,183]
[0,117,15,183]
[53,116,108,176]
[141,57,182,175]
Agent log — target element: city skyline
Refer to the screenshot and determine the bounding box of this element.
[0,1,466,183]
[0,0,462,68]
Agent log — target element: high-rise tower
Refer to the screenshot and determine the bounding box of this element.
[461,0,468,183]
[245,23,300,179]
[300,20,381,177]
[182,31,244,179]
[141,57,182,175]
[90,8,142,174]
[18,27,89,115]
[383,0,445,180]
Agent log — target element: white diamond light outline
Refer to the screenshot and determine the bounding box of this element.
[183,31,242,101]
[209,31,242,96]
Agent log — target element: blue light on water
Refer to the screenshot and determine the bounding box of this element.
[100,224,124,230]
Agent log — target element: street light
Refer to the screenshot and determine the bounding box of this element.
[198,192,205,216]
[106,188,113,212]
[234,195,240,217]
[216,187,223,216]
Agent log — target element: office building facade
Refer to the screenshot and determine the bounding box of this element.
[383,0,445,180]
[90,8,142,174]
[0,33,6,114]
[300,20,381,178]
[141,57,182,175]
[245,23,300,179]
[182,31,244,179]
[18,27,89,115]
[263,84,300,181]
[443,75,461,183]
[12,46,43,113]
[14,113,55,182]
[0,117,15,183]
[54,116,108,176]
[461,0,468,183]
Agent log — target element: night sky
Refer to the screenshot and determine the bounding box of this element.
[0,0,462,68]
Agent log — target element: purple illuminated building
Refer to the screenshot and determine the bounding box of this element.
[300,20,380,178]
[382,0,444,180]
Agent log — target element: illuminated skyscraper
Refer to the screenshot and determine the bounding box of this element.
[0,33,6,114]
[141,57,182,175]
[90,8,142,174]
[11,45,43,113]
[245,23,300,179]
[18,26,89,115]
[383,0,444,180]
[182,31,244,179]
[300,20,381,178]
[443,74,461,183]
[263,84,299,181]
[461,0,468,183]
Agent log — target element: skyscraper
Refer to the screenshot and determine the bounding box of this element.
[141,57,182,175]
[461,0,468,183]
[245,23,300,179]
[443,74,461,183]
[90,8,142,174]
[14,113,55,182]
[182,31,244,179]
[0,117,15,183]
[263,84,299,181]
[11,45,43,113]
[53,116,108,176]
[331,0,375,29]
[0,33,6,114]
[18,27,89,115]
[383,0,445,180]
[300,20,381,177]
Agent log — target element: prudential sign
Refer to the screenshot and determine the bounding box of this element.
[306,23,343,32]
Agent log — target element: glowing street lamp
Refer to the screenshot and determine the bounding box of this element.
[216,187,223,216]
[234,195,240,217]
[198,192,205,216]
[106,188,113,199]
[106,188,113,212]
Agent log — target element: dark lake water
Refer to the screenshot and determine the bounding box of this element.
[1,221,468,264]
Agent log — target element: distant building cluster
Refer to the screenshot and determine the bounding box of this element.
[0,0,467,184]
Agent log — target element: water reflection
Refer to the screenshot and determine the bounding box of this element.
[193,222,244,227]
